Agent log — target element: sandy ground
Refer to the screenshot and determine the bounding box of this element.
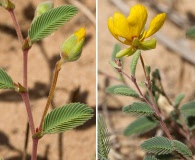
[98,0,195,159]
[0,0,96,160]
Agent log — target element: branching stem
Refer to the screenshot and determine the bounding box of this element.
[9,8,37,160]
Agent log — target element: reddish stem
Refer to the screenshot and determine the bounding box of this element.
[23,50,28,88]
[32,139,39,160]
[20,93,35,135]
[9,9,24,45]
[9,8,37,160]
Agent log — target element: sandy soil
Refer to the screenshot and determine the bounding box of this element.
[98,0,195,159]
[0,0,96,160]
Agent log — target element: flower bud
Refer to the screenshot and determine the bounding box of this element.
[33,1,53,21]
[60,28,86,62]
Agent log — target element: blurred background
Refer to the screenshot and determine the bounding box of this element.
[0,0,96,160]
[98,0,195,159]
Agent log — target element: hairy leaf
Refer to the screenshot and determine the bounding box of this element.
[112,44,121,60]
[42,103,93,135]
[124,116,158,136]
[123,102,154,116]
[180,101,195,117]
[144,155,159,160]
[173,93,185,108]
[98,114,110,160]
[28,5,78,43]
[114,87,139,98]
[186,26,195,39]
[141,137,173,155]
[130,50,141,77]
[0,68,14,89]
[172,140,193,160]
[106,85,129,94]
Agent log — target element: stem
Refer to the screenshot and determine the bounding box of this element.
[9,9,38,159]
[20,93,35,134]
[39,59,63,131]
[140,54,147,79]
[23,50,28,88]
[8,9,24,45]
[120,70,156,111]
[32,139,39,160]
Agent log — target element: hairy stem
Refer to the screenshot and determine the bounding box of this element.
[39,59,63,131]
[9,9,24,45]
[140,54,173,139]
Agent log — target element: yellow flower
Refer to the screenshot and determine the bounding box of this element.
[108,4,166,58]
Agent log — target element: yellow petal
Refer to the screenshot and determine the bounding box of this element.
[74,27,86,42]
[108,12,132,43]
[144,13,166,39]
[108,17,119,40]
[127,4,147,38]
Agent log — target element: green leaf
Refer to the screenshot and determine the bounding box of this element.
[114,87,139,98]
[144,155,159,160]
[172,140,193,160]
[180,101,195,117]
[173,93,185,108]
[141,136,173,155]
[185,116,195,130]
[98,114,110,160]
[152,69,161,80]
[0,68,15,89]
[42,103,93,135]
[123,102,154,116]
[28,5,78,43]
[112,44,121,60]
[106,85,129,94]
[145,66,151,78]
[186,26,195,39]
[123,116,158,136]
[156,154,175,160]
[130,50,141,77]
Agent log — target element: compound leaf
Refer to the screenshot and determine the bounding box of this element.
[114,87,139,98]
[172,140,193,160]
[144,155,159,160]
[0,68,14,89]
[29,5,78,43]
[180,101,195,117]
[98,114,110,160]
[106,85,129,94]
[42,103,93,135]
[123,102,154,116]
[124,116,158,136]
[141,137,173,155]
[130,50,141,77]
